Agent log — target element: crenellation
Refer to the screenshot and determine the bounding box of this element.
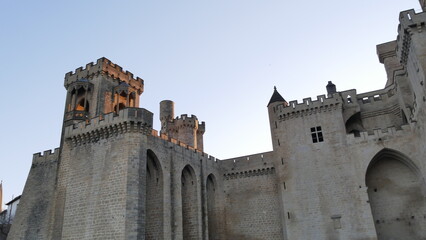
[64,57,144,93]
[11,3,426,239]
[32,147,60,166]
[278,93,341,119]
[346,124,412,143]
[223,167,275,180]
[65,108,153,146]
[399,9,425,29]
[219,152,274,171]
[276,101,342,121]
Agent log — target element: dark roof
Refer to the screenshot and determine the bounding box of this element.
[118,81,130,87]
[5,195,21,205]
[268,86,286,106]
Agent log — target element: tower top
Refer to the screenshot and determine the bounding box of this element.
[64,57,144,94]
[268,87,286,106]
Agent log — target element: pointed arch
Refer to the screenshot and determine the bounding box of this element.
[181,165,199,239]
[366,148,422,180]
[366,148,426,239]
[206,174,219,240]
[146,150,163,240]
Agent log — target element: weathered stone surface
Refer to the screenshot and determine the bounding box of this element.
[8,3,426,240]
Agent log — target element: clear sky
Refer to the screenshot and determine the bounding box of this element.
[0,0,421,208]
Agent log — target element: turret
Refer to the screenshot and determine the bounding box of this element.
[267,87,288,145]
[170,114,200,149]
[159,101,205,151]
[160,100,175,135]
[267,86,287,114]
[63,57,144,126]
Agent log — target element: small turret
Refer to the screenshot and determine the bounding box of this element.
[160,100,175,135]
[158,101,205,151]
[326,81,336,97]
[267,86,287,151]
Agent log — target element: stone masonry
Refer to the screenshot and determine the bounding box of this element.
[8,1,426,240]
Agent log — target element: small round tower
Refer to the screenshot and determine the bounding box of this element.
[171,114,199,149]
[160,100,174,134]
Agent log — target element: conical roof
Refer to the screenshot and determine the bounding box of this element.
[268,86,286,106]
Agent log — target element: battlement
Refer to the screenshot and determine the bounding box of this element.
[170,114,205,129]
[150,129,218,162]
[219,152,274,170]
[399,9,425,29]
[64,108,153,146]
[64,57,144,93]
[275,93,342,121]
[32,148,60,166]
[346,124,412,144]
[397,10,426,64]
[218,152,275,180]
[355,87,395,105]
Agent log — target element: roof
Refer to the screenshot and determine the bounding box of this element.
[267,86,286,106]
[5,195,21,205]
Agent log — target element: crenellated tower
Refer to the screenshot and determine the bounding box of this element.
[63,57,144,127]
[159,100,205,151]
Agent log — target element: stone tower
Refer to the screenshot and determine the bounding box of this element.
[63,57,144,126]
[159,100,206,151]
[8,1,426,239]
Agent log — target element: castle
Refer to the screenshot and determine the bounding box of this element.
[7,2,426,240]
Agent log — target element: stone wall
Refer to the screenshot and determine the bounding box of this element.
[8,149,59,240]
[219,152,283,240]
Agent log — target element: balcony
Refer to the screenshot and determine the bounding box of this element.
[65,110,88,121]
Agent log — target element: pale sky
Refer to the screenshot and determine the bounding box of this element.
[0,0,421,208]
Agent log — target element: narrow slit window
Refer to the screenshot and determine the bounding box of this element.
[311,126,324,143]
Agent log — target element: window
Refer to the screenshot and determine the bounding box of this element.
[311,126,324,143]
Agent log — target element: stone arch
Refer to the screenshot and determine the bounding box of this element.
[206,173,219,240]
[366,148,426,239]
[181,165,199,239]
[146,150,163,240]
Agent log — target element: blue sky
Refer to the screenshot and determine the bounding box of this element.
[0,0,420,207]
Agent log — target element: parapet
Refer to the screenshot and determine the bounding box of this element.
[274,93,342,121]
[64,57,144,93]
[218,152,275,180]
[171,114,203,129]
[32,148,60,166]
[346,125,412,144]
[397,10,426,64]
[149,130,219,163]
[355,85,397,106]
[64,108,153,146]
